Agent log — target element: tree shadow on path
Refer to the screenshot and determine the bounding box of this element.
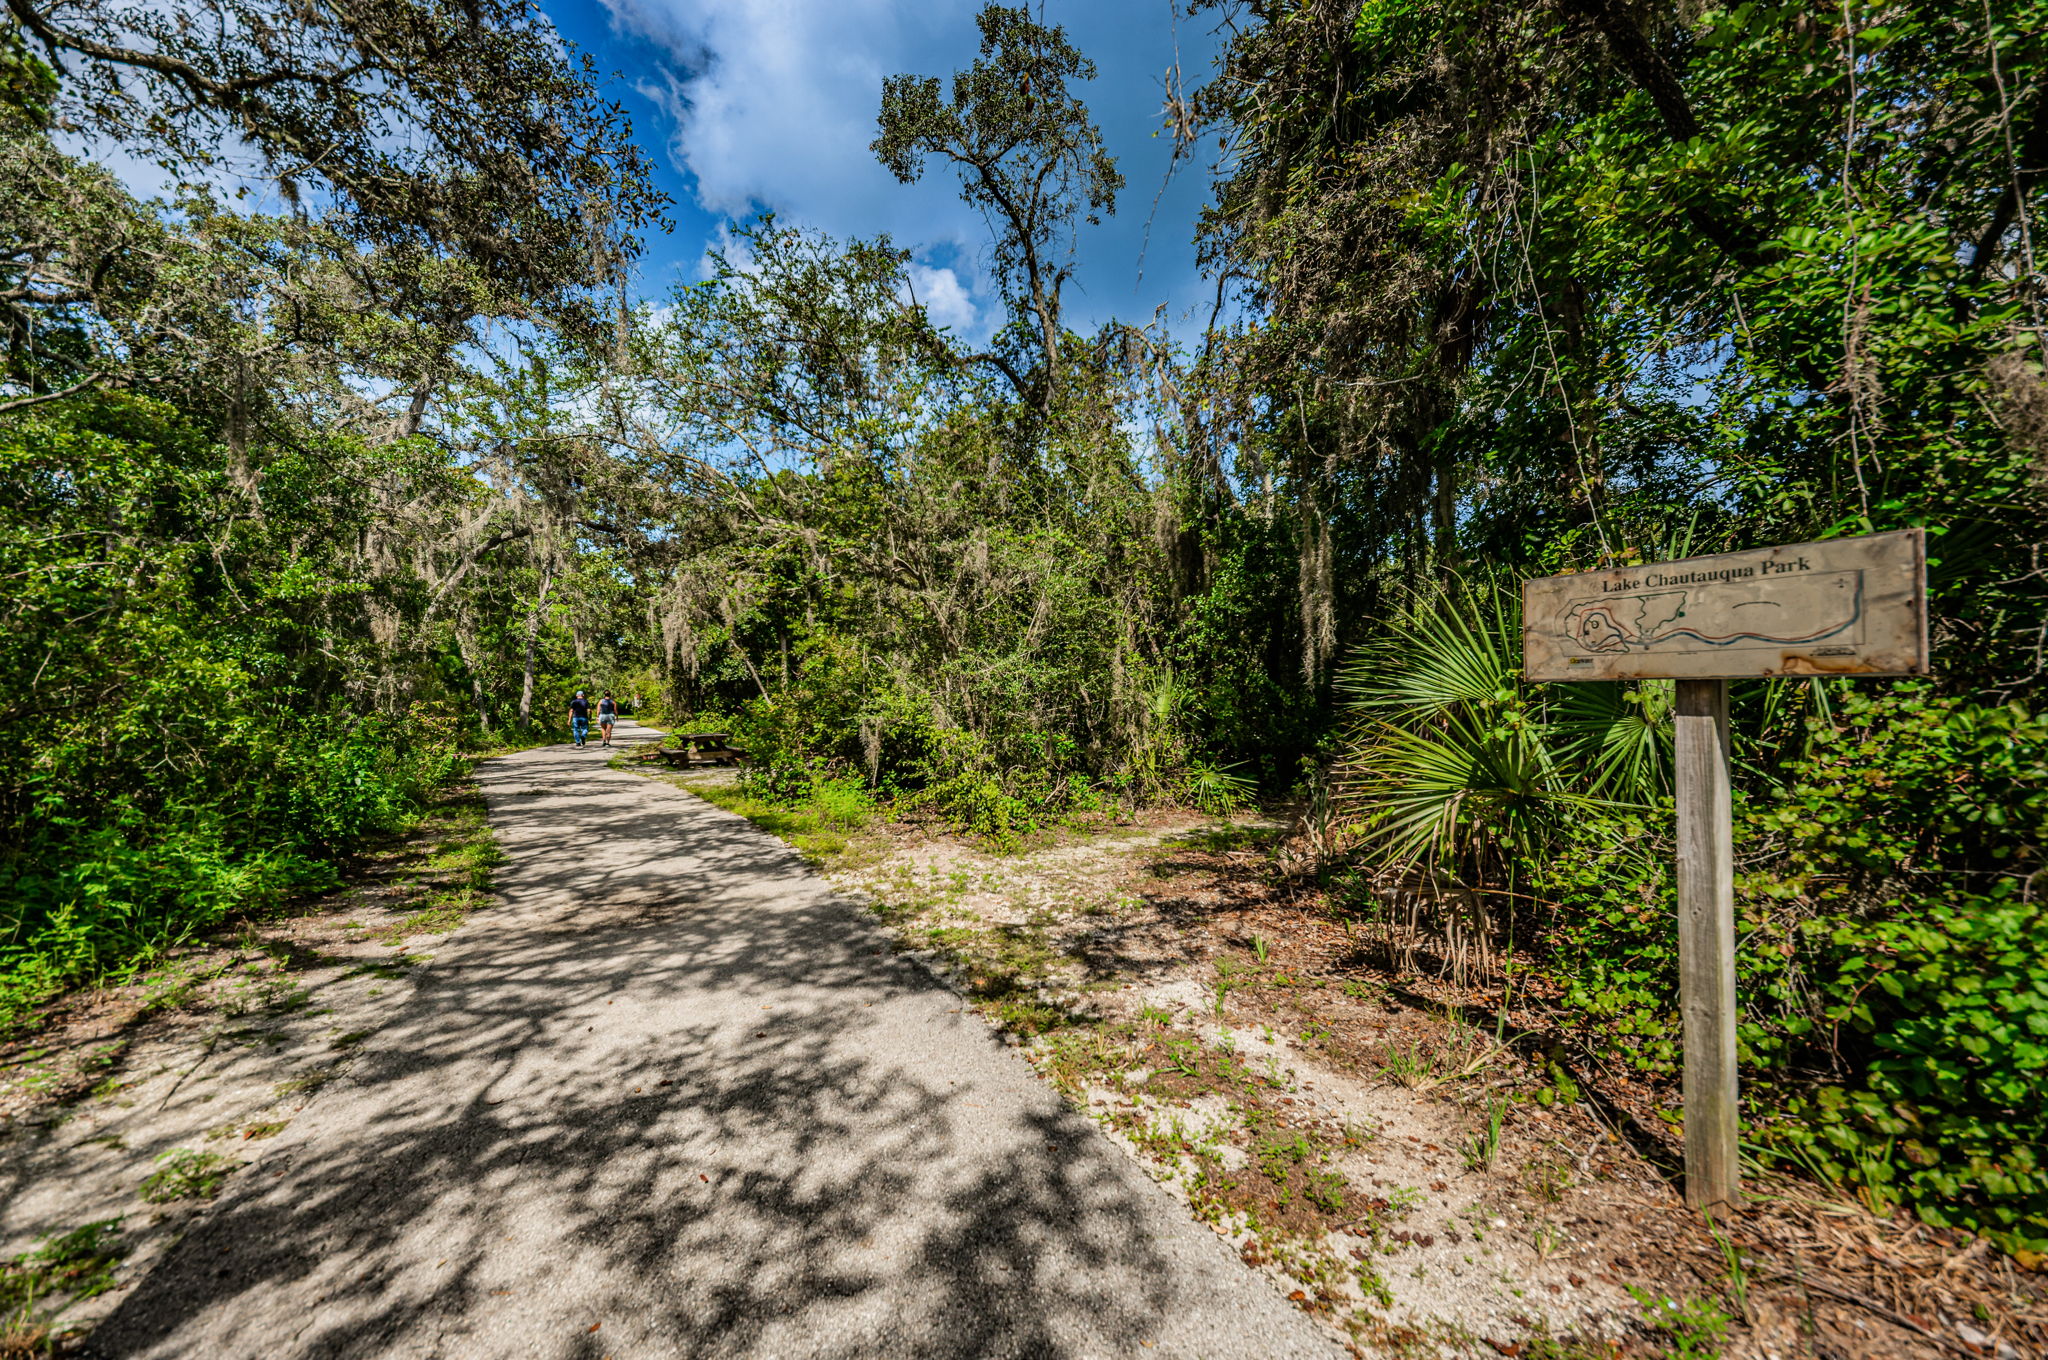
[85,739,1333,1359]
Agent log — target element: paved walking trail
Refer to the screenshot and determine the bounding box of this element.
[88,723,1340,1359]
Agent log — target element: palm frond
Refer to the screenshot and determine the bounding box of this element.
[1548,680,1671,804]
[1332,573,1635,873]
[1336,583,1516,715]
[1338,711,1556,868]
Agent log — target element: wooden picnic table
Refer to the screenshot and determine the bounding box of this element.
[637,731,746,767]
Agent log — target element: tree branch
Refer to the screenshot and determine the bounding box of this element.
[1558,0,1770,273]
[0,371,107,415]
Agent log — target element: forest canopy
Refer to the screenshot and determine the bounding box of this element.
[3,0,2046,1252]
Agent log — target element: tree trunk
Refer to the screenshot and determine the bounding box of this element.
[392,376,436,441]
[1434,454,1457,567]
[517,567,555,727]
[454,626,492,731]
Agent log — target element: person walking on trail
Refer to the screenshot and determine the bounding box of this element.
[597,690,618,747]
[568,691,591,748]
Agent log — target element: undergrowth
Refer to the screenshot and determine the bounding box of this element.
[0,720,475,1037]
[0,1219,124,1356]
[677,775,876,867]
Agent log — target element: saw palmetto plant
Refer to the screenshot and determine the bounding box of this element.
[1334,577,1650,876]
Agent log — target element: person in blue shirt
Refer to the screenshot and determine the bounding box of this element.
[567,691,590,747]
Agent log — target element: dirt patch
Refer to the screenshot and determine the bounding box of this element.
[0,784,500,1351]
[808,809,2045,1360]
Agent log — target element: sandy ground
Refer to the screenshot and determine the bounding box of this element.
[20,723,1343,1359]
[806,809,2042,1360]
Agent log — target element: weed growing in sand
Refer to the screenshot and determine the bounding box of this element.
[272,1067,338,1100]
[1705,1215,1752,1322]
[1527,1154,1576,1204]
[218,971,308,1018]
[346,953,427,981]
[1212,958,1247,1019]
[1255,1129,1318,1182]
[1464,1096,1508,1171]
[1379,1017,1512,1093]
[0,1219,125,1350]
[136,963,213,1015]
[1628,1286,1732,1359]
[0,1219,124,1312]
[139,1149,240,1204]
[1379,1040,1437,1089]
[375,899,468,944]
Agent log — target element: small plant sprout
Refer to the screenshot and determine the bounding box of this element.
[1211,958,1246,1018]
[1706,1213,1752,1323]
[1464,1096,1508,1172]
[1529,1154,1575,1204]
[1251,933,1270,964]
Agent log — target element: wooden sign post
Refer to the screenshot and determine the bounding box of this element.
[1522,530,1928,1212]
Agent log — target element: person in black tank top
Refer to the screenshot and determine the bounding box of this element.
[597,691,618,747]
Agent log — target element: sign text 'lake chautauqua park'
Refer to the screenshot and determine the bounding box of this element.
[1521,529,1929,683]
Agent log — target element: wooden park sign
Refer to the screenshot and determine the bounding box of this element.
[1522,530,1928,1211]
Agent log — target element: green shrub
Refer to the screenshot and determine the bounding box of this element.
[0,709,462,1032]
[1773,884,2047,1247]
[1532,685,2048,1250]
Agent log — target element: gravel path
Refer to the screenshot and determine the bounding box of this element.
[86,723,1341,1359]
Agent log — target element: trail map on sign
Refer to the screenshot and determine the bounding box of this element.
[1520,530,1927,681]
[1562,571,1863,656]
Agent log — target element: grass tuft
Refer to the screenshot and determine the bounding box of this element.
[138,1149,239,1204]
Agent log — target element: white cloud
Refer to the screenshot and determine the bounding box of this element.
[906,263,979,335]
[609,0,980,246]
[601,0,1227,339]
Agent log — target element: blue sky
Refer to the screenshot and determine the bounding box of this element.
[541,0,1227,342]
